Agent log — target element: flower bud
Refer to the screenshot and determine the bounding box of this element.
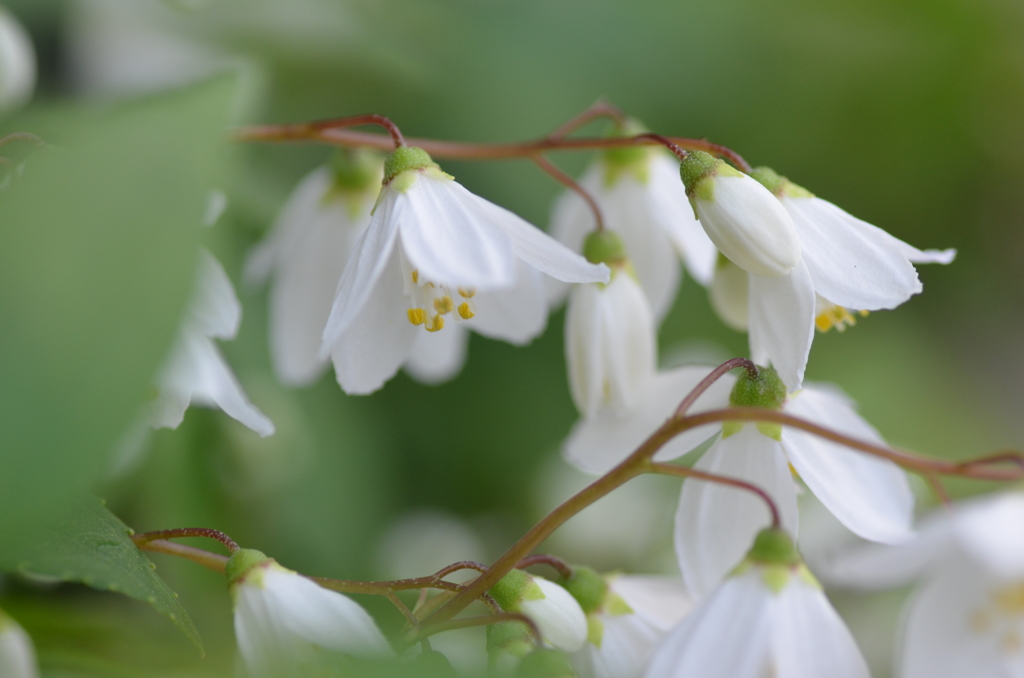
[557,566,608,616]
[0,610,38,678]
[490,571,588,652]
[679,151,800,278]
[487,620,536,658]
[725,365,787,440]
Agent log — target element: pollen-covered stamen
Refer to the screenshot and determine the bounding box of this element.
[969,582,1024,654]
[814,298,869,333]
[400,253,477,331]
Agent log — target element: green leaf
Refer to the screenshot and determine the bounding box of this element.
[0,496,203,652]
[0,76,238,546]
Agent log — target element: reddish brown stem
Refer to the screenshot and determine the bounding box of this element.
[135,539,228,573]
[532,153,606,231]
[131,528,239,553]
[304,114,405,148]
[635,132,688,162]
[547,101,627,140]
[515,554,573,579]
[674,358,757,417]
[649,461,781,528]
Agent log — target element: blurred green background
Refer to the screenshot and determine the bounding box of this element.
[1,0,1022,675]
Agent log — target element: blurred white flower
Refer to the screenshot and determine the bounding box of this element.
[550,135,716,320]
[0,6,36,114]
[674,368,913,598]
[644,546,869,678]
[150,250,274,437]
[570,574,692,678]
[824,492,1024,678]
[321,146,608,395]
[227,549,390,677]
[565,234,657,418]
[0,610,38,678]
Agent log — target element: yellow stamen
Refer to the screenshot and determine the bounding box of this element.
[426,314,445,332]
[458,302,474,320]
[407,308,426,326]
[411,270,419,284]
[994,583,1024,616]
[458,287,476,299]
[815,306,865,333]
[434,295,454,314]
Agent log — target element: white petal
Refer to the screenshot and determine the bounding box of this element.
[785,196,922,311]
[709,258,750,332]
[564,366,728,475]
[0,616,39,678]
[321,189,402,346]
[185,333,275,437]
[403,322,469,385]
[952,493,1024,578]
[0,8,36,113]
[899,245,957,265]
[782,384,914,544]
[565,283,606,417]
[399,176,518,289]
[572,612,663,678]
[546,164,604,307]
[676,427,799,598]
[608,575,693,632]
[521,578,588,652]
[266,182,374,386]
[748,257,816,392]
[642,571,773,678]
[190,250,241,340]
[771,576,870,678]
[897,558,1003,678]
[645,153,718,287]
[487,190,610,285]
[466,260,548,344]
[329,246,418,395]
[694,173,800,279]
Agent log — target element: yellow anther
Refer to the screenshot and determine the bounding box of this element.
[426,314,445,332]
[994,583,1024,616]
[407,308,426,326]
[411,270,419,284]
[458,287,476,299]
[434,295,454,314]
[458,302,475,320]
[815,306,860,333]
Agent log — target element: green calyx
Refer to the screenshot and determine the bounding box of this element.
[679,151,744,200]
[602,117,651,186]
[486,620,534,658]
[726,365,787,440]
[748,528,801,567]
[489,569,542,611]
[329,148,383,192]
[383,146,439,185]
[750,166,813,199]
[516,649,575,678]
[557,566,607,615]
[582,230,628,267]
[225,548,272,586]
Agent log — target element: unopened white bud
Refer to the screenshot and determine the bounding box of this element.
[680,152,799,278]
[490,570,588,652]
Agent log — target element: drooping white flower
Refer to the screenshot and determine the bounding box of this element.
[246,154,469,388]
[150,250,274,437]
[674,365,913,598]
[550,125,716,320]
[644,529,870,678]
[226,548,390,677]
[489,569,588,652]
[565,231,657,418]
[681,154,953,391]
[321,146,609,395]
[0,610,39,678]
[823,492,1024,678]
[567,571,692,678]
[0,7,36,114]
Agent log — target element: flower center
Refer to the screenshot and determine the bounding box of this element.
[814,298,869,333]
[400,255,475,332]
[969,581,1024,655]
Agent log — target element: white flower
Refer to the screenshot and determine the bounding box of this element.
[246,158,469,388]
[823,492,1024,678]
[0,7,36,114]
[570,575,692,678]
[675,368,914,598]
[227,549,390,677]
[150,250,274,437]
[490,569,589,652]
[549,141,717,320]
[0,610,39,678]
[644,533,869,678]
[321,146,609,395]
[565,236,657,418]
